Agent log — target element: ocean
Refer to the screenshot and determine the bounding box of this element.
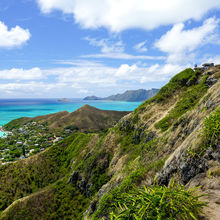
[0,99,142,136]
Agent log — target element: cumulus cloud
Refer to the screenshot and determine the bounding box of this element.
[84,37,124,54]
[134,41,147,52]
[155,17,219,63]
[0,62,187,97]
[0,82,67,97]
[45,62,184,86]
[0,21,31,48]
[37,0,220,32]
[0,68,43,80]
[83,37,164,60]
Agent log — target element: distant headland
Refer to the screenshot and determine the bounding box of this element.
[84,88,159,102]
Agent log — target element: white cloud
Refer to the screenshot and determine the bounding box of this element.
[55,59,104,67]
[0,21,31,48]
[0,62,187,97]
[44,62,184,86]
[0,82,66,96]
[134,41,147,52]
[84,37,124,54]
[0,68,43,80]
[115,64,137,77]
[155,17,219,64]
[81,53,165,60]
[37,0,220,32]
[82,37,164,60]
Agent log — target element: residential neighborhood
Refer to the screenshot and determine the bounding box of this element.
[0,121,66,165]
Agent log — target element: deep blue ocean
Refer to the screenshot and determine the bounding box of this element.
[0,99,142,137]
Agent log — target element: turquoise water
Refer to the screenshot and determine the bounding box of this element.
[0,99,142,127]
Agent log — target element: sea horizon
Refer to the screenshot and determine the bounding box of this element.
[0,98,142,132]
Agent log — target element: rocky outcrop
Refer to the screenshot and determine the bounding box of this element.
[206,77,218,87]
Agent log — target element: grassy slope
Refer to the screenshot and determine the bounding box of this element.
[0,133,93,219]
[0,66,220,219]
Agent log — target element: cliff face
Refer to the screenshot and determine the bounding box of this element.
[0,66,219,219]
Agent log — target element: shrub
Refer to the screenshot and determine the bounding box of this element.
[155,75,208,131]
[203,107,220,149]
[110,183,206,220]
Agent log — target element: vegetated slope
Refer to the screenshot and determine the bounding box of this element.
[4,105,130,132]
[0,65,220,219]
[0,133,95,219]
[84,88,159,101]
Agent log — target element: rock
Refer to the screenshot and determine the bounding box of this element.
[206,100,213,109]
[90,200,98,212]
[118,117,134,132]
[205,77,218,87]
[180,156,208,184]
[68,171,80,184]
[133,128,144,144]
[157,152,209,185]
[215,198,220,204]
[186,78,196,86]
[144,131,156,143]
[157,162,178,185]
[205,71,214,75]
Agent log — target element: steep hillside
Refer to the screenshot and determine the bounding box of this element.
[0,65,219,219]
[84,88,159,101]
[4,105,130,133]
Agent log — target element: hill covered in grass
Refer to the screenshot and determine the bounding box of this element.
[0,65,220,219]
[4,105,130,133]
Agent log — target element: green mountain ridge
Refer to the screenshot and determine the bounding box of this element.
[0,65,220,219]
[84,88,159,102]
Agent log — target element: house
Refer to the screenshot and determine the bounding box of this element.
[18,128,24,132]
[7,132,13,136]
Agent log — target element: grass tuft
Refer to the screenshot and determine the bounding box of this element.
[110,183,206,220]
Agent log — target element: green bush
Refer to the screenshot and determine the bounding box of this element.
[155,75,208,131]
[148,68,195,103]
[92,169,145,219]
[110,184,206,220]
[135,68,196,114]
[203,107,220,149]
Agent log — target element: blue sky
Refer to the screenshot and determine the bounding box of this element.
[0,0,219,98]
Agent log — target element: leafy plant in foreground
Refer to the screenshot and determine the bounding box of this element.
[110,183,206,220]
